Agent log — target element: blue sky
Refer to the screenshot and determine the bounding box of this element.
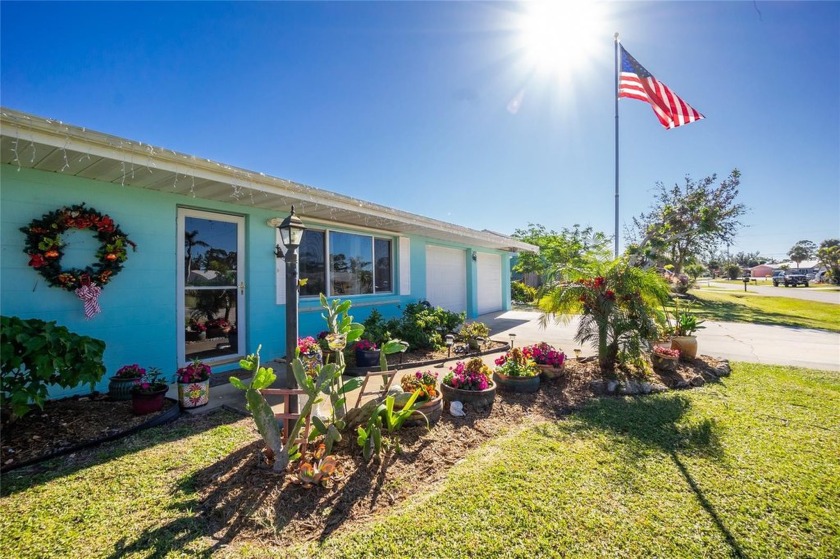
[2,1,838,261]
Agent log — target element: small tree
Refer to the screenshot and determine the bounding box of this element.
[512,223,611,285]
[539,259,670,370]
[817,239,840,285]
[788,240,817,268]
[627,170,747,275]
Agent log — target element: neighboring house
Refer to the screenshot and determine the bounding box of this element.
[749,264,775,278]
[0,108,537,397]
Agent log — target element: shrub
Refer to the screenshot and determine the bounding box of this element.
[511,280,537,303]
[393,301,465,350]
[725,263,742,280]
[1,315,106,422]
[361,309,391,346]
[459,321,490,341]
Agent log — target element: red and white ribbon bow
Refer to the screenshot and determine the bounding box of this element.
[75,283,102,319]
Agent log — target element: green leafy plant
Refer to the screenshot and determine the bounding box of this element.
[671,301,706,337]
[357,389,427,460]
[511,280,538,304]
[361,308,391,346]
[1,315,106,422]
[130,367,168,394]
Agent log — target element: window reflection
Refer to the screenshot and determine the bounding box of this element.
[300,230,326,297]
[330,232,373,295]
[184,218,237,286]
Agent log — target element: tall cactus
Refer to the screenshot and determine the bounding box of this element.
[231,345,332,472]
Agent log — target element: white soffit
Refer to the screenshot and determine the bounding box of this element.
[0,108,537,254]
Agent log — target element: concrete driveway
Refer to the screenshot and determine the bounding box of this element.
[699,281,840,304]
[478,309,840,372]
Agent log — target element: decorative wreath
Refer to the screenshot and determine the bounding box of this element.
[20,203,136,293]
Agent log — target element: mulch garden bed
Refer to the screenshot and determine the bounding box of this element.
[1,395,179,471]
[1,351,729,547]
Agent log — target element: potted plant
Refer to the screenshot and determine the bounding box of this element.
[522,342,566,380]
[175,359,211,409]
[670,304,705,361]
[185,318,207,342]
[459,321,490,350]
[109,363,145,401]
[651,346,680,372]
[354,339,380,367]
[131,367,169,415]
[493,347,540,393]
[398,369,442,426]
[205,317,232,339]
[441,357,496,410]
[297,336,323,377]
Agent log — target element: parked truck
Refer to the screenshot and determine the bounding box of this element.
[772,269,809,287]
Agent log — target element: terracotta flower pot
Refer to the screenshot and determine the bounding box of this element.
[671,336,698,361]
[492,372,540,393]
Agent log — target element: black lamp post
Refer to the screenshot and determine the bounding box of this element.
[275,206,306,412]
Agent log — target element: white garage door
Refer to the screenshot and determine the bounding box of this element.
[426,245,467,313]
[477,252,502,315]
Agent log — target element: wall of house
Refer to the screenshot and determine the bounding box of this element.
[1,166,512,399]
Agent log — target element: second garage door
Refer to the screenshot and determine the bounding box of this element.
[425,245,467,313]
[476,252,502,315]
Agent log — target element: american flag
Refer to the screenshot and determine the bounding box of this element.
[618,45,704,129]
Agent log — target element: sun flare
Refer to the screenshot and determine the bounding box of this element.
[517,2,605,78]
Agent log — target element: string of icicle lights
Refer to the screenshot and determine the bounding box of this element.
[0,111,424,232]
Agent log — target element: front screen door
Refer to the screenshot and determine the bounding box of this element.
[177,209,245,365]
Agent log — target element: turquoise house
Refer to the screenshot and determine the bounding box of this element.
[0,108,535,397]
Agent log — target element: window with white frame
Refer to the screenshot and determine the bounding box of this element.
[297,228,393,297]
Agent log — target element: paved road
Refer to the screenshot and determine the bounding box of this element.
[699,281,840,304]
[479,309,840,372]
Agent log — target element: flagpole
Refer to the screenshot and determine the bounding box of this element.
[614,32,620,258]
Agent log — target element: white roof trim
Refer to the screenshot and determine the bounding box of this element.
[0,107,537,254]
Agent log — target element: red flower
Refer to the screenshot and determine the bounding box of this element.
[605,290,616,301]
[44,250,59,259]
[593,276,605,288]
[105,253,117,261]
[28,253,46,268]
[97,216,115,233]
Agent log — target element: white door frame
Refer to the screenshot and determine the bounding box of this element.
[176,208,245,366]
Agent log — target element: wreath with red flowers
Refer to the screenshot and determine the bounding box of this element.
[20,204,136,292]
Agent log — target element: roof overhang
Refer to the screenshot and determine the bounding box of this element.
[0,108,537,254]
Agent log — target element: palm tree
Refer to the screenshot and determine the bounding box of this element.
[539,259,670,370]
[184,230,209,281]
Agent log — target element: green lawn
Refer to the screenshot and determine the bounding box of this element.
[689,288,840,332]
[2,364,839,558]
